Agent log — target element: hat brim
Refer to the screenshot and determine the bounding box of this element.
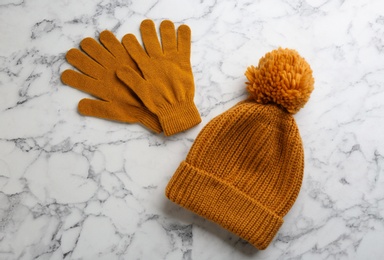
[165,160,284,250]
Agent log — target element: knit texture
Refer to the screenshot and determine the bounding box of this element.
[166,48,313,249]
[245,48,314,114]
[116,20,201,136]
[166,101,305,250]
[61,30,162,133]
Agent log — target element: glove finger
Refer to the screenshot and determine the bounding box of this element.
[80,37,115,68]
[99,30,140,72]
[140,19,162,57]
[66,48,105,79]
[177,24,191,59]
[78,98,138,123]
[160,20,177,54]
[61,69,105,100]
[99,30,124,57]
[122,34,150,68]
[116,65,149,101]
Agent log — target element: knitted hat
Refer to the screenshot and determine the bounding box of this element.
[166,48,314,250]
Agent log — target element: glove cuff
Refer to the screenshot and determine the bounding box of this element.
[156,100,201,136]
[133,108,163,134]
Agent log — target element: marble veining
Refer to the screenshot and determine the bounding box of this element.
[1,0,384,259]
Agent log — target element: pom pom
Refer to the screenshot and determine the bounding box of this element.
[245,48,314,114]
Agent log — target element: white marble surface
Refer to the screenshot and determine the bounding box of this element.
[1,0,384,259]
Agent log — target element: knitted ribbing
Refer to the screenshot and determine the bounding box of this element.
[166,100,304,250]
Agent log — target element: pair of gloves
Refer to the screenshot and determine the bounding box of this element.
[61,20,201,136]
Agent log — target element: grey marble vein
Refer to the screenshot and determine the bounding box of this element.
[1,0,384,259]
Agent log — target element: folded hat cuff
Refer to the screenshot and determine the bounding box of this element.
[156,100,201,136]
[165,161,284,250]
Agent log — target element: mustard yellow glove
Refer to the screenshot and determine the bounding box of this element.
[116,20,201,136]
[61,30,162,133]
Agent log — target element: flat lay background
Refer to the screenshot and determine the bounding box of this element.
[1,0,384,259]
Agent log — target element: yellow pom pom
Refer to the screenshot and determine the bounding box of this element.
[245,48,314,114]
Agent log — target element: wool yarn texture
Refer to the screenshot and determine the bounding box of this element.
[117,20,201,136]
[166,48,314,250]
[62,19,201,136]
[61,30,162,133]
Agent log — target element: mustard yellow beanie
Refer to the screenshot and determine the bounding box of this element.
[166,48,314,250]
